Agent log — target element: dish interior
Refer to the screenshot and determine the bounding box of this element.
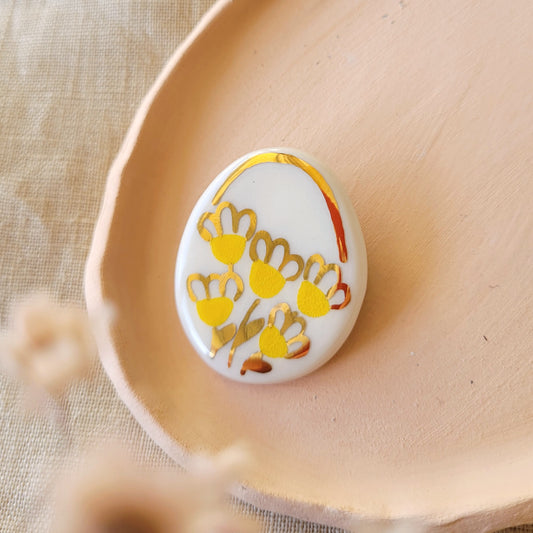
[97,0,533,523]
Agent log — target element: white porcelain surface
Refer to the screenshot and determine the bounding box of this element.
[175,148,367,383]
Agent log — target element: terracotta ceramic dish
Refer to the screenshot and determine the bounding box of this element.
[85,1,533,531]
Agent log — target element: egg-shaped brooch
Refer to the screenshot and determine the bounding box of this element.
[175,148,367,384]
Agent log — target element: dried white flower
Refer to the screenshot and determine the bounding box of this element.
[0,294,110,398]
[52,444,256,533]
[184,444,253,533]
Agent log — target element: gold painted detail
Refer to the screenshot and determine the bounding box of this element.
[197,201,256,265]
[228,299,264,368]
[186,270,243,328]
[297,254,351,318]
[210,151,348,263]
[264,303,309,359]
[209,323,237,359]
[240,303,310,375]
[249,230,303,298]
[240,352,272,375]
[186,271,244,304]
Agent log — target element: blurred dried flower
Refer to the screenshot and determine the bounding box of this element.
[0,294,111,399]
[52,444,256,533]
[184,445,254,533]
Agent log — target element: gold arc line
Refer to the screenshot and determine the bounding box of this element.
[211,152,348,262]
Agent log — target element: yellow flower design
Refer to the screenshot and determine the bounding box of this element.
[248,230,304,298]
[240,303,310,375]
[197,202,256,265]
[297,254,351,318]
[187,271,244,327]
[189,196,352,375]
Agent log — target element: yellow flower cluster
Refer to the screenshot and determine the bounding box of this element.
[187,202,350,375]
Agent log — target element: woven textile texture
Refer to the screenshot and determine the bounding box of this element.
[0,1,531,532]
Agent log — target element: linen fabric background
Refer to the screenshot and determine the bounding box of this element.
[0,1,530,532]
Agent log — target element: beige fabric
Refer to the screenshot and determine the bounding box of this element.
[0,1,530,532]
